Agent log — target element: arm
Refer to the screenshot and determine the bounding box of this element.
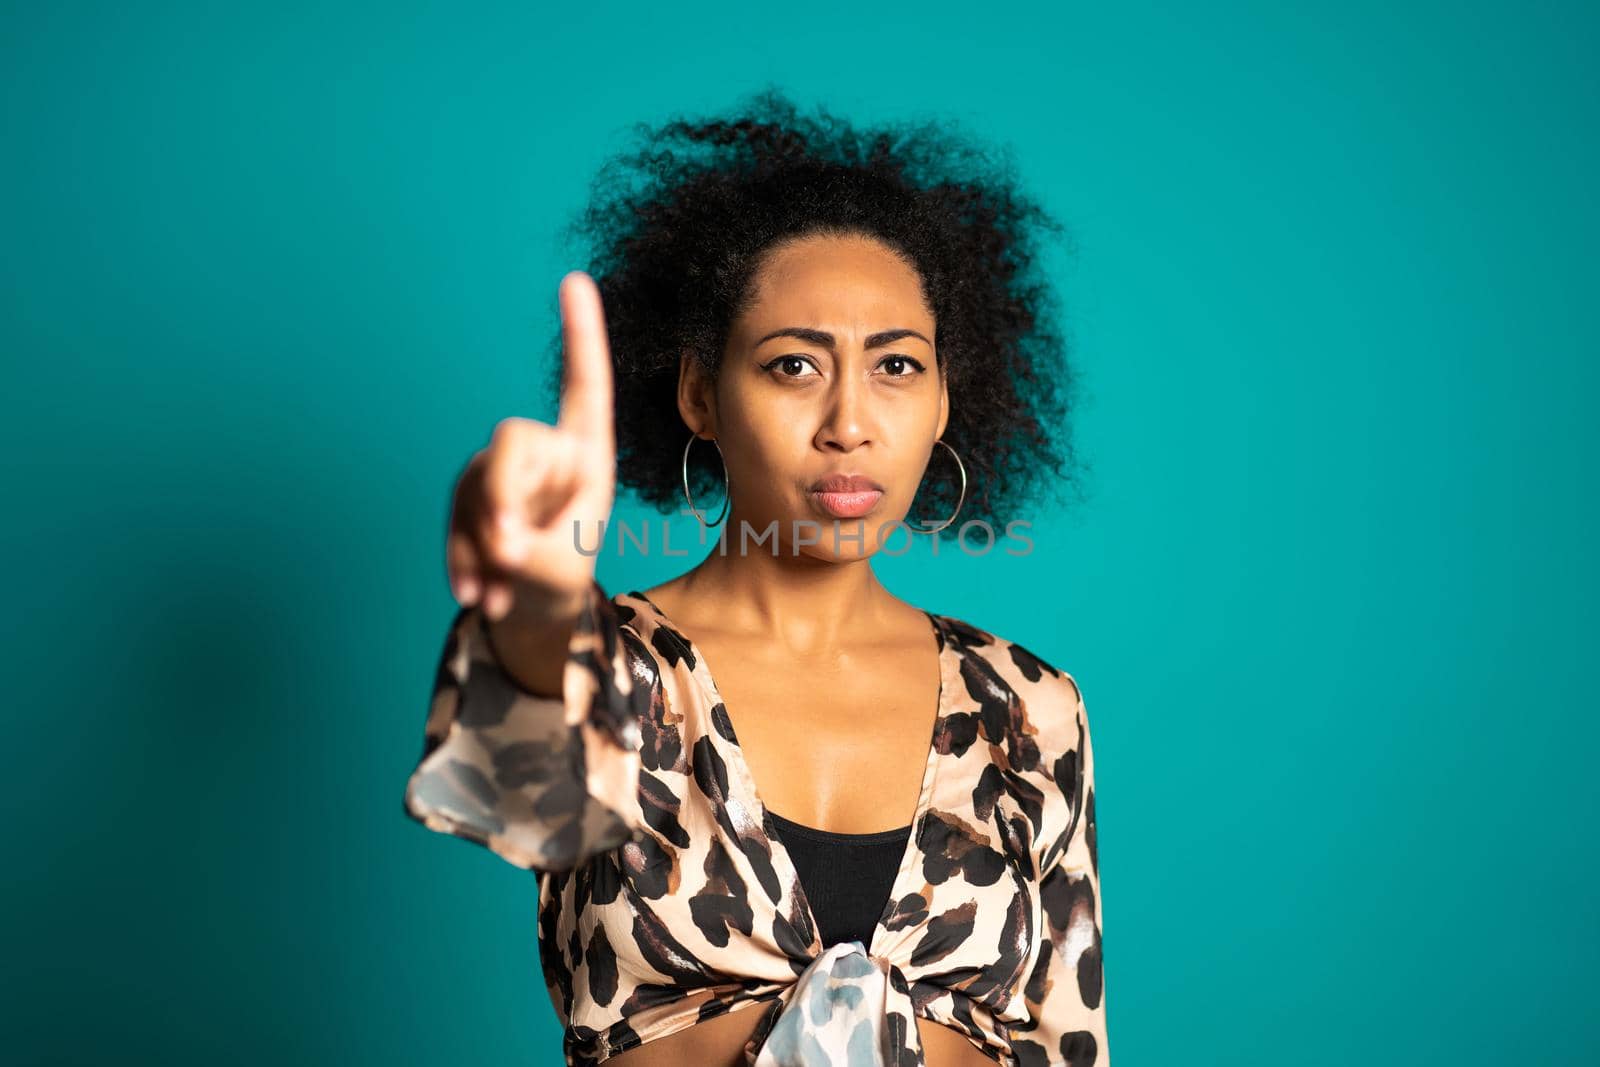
[1012,680,1110,1066]
[401,576,656,873]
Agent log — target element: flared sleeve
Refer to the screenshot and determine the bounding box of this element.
[1013,678,1111,1066]
[401,577,655,873]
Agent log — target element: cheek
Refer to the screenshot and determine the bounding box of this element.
[886,420,942,493]
[722,411,812,487]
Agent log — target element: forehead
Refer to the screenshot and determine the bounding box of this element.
[741,233,933,329]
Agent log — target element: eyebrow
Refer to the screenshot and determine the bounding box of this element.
[754,326,932,349]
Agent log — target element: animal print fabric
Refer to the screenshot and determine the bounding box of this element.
[403,578,1109,1066]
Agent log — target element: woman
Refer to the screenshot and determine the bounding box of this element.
[403,91,1109,1067]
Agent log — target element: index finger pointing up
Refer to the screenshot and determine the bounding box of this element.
[555,270,615,448]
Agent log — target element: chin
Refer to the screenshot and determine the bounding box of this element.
[798,516,899,560]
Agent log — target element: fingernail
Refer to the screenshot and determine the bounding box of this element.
[458,575,481,604]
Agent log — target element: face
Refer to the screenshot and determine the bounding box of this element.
[678,231,949,561]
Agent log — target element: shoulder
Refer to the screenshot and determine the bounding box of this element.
[934,611,1088,761]
[935,611,1097,870]
[608,589,700,678]
[936,611,1083,707]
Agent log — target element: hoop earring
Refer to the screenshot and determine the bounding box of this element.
[908,439,967,535]
[682,432,730,528]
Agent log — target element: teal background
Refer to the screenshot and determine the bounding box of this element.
[3,1,1594,1064]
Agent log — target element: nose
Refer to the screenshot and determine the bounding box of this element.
[813,368,874,452]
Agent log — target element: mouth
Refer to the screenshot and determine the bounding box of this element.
[810,489,884,518]
[808,474,885,519]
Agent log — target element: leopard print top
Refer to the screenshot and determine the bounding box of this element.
[403,579,1109,1066]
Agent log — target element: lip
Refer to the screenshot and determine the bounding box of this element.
[810,473,884,493]
[811,490,883,518]
[808,473,885,519]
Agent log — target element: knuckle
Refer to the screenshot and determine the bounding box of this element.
[478,518,521,566]
[491,416,530,446]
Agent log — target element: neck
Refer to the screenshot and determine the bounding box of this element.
[667,513,900,657]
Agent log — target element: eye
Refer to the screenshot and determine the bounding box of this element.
[878,354,927,377]
[763,355,820,380]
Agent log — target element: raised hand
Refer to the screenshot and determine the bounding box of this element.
[446,271,617,625]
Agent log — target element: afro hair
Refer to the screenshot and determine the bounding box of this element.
[543,87,1090,539]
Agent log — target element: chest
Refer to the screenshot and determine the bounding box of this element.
[543,617,1048,1051]
[691,632,943,835]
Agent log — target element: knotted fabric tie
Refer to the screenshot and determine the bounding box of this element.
[748,940,922,1066]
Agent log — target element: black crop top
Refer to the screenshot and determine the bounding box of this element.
[764,809,914,950]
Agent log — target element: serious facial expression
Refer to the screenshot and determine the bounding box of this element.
[680,230,950,561]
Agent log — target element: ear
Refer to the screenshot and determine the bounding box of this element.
[677,348,717,438]
[934,359,950,440]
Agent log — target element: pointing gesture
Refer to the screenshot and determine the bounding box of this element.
[447,271,617,625]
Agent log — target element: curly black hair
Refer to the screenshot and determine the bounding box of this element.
[542,87,1090,539]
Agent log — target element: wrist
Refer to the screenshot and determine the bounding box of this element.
[483,583,590,696]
